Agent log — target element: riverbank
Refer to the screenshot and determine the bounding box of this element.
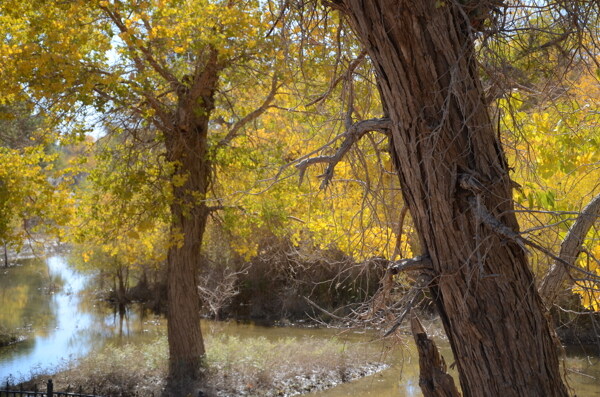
[0,327,20,348]
[20,333,387,397]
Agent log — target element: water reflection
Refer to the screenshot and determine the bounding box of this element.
[0,257,54,334]
[0,257,94,379]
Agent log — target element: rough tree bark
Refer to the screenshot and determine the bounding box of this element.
[162,51,220,395]
[329,1,569,396]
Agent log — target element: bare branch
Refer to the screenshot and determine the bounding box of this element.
[391,206,409,260]
[295,117,390,189]
[382,273,432,337]
[265,0,289,37]
[303,296,348,321]
[468,195,528,251]
[206,204,243,213]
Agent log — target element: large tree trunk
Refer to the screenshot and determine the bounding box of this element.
[331,1,569,396]
[162,51,219,396]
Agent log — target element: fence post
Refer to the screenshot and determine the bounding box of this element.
[46,380,53,397]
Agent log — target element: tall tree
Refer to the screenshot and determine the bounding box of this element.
[1,1,282,394]
[324,1,569,395]
[85,3,281,393]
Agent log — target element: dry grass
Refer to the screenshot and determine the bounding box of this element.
[22,333,386,396]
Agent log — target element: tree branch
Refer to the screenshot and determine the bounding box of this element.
[539,192,600,305]
[382,272,432,337]
[217,73,279,148]
[388,254,433,275]
[304,50,367,108]
[465,192,600,284]
[295,117,390,189]
[101,5,180,86]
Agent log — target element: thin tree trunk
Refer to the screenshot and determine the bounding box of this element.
[331,1,568,396]
[3,242,7,267]
[539,192,600,305]
[116,265,127,304]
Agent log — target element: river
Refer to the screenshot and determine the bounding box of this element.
[0,256,599,396]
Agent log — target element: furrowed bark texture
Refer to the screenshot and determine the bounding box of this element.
[332,1,569,396]
[162,52,219,395]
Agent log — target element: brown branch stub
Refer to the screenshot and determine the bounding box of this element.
[295,117,390,188]
[411,313,460,397]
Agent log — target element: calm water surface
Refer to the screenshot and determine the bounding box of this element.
[1,256,599,396]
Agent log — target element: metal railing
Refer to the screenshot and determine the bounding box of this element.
[0,380,101,397]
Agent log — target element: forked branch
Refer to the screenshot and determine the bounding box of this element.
[295,117,390,188]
